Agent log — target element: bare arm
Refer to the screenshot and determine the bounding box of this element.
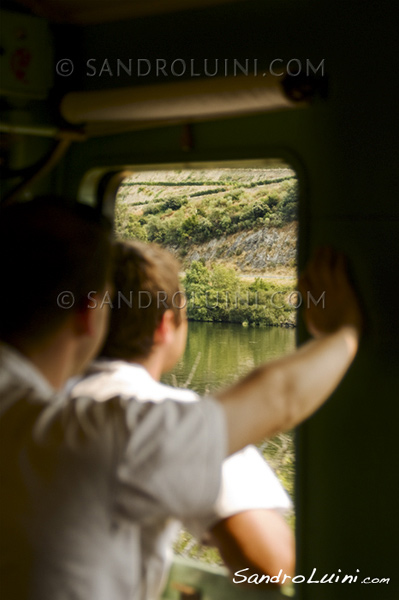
[210,509,295,581]
[218,248,363,455]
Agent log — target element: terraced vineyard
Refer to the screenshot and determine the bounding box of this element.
[115,167,298,275]
[115,168,299,327]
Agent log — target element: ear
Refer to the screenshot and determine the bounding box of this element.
[153,310,176,346]
[72,305,95,337]
[72,293,105,337]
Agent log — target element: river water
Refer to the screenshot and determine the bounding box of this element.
[164,320,297,562]
[162,321,296,395]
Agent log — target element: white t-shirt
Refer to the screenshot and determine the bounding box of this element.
[0,345,226,600]
[71,359,292,599]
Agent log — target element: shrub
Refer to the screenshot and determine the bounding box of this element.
[183,262,296,326]
[145,215,167,243]
[125,214,148,241]
[280,180,299,223]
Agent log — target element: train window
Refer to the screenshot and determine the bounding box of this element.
[112,163,298,570]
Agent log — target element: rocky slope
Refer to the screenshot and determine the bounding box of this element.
[180,222,297,274]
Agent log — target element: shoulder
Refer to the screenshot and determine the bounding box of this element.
[69,359,200,404]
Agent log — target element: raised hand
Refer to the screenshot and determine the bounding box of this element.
[298,247,363,339]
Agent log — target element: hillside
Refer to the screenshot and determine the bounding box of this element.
[183,222,297,275]
[115,167,298,277]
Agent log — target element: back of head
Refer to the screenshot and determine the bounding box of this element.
[0,196,113,345]
[100,240,183,361]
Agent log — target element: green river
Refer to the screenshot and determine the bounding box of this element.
[162,321,296,395]
[163,321,297,563]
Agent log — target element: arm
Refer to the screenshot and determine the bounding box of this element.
[218,248,363,455]
[210,509,295,581]
[184,445,294,581]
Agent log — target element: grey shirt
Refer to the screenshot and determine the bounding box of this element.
[0,344,226,600]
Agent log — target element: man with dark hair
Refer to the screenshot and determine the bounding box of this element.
[0,197,113,598]
[73,240,295,597]
[0,197,113,387]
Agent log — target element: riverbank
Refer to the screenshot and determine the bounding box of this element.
[183,260,297,327]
